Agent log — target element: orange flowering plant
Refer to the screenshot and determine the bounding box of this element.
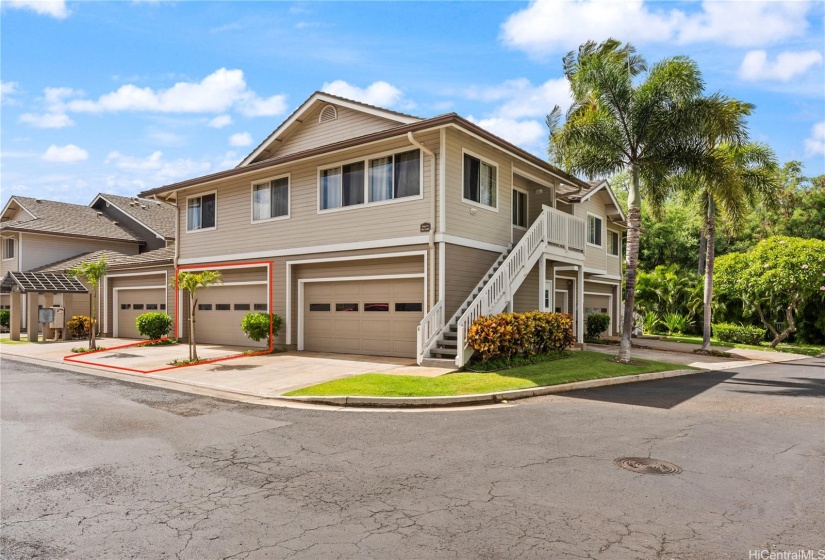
[467,311,575,361]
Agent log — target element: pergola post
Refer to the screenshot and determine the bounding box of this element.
[27,292,40,343]
[43,293,55,340]
[9,290,21,341]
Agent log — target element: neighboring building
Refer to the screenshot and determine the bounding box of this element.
[138,91,626,364]
[0,194,175,338]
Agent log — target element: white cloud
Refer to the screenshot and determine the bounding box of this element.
[19,112,74,128]
[105,150,211,181]
[804,121,825,157]
[321,80,404,108]
[62,68,287,117]
[3,0,69,19]
[501,0,812,58]
[41,144,88,163]
[467,116,546,152]
[208,114,233,128]
[1,81,20,104]
[229,132,253,147]
[738,50,823,82]
[464,78,571,119]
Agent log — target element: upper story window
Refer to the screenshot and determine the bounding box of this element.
[463,152,497,209]
[512,189,527,228]
[252,176,289,222]
[187,192,216,231]
[587,213,603,246]
[608,230,620,256]
[319,149,421,211]
[2,237,14,260]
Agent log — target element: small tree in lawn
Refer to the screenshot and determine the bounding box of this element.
[176,270,222,361]
[67,255,108,350]
[715,236,825,347]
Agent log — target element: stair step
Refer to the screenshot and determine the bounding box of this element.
[431,348,458,358]
[437,340,457,349]
[420,358,456,369]
[442,332,457,340]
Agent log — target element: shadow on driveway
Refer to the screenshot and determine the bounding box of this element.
[723,376,825,398]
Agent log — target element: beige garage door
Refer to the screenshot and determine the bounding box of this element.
[584,293,611,323]
[118,288,166,339]
[195,284,268,347]
[304,278,423,358]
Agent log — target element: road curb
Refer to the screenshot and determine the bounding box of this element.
[275,367,701,408]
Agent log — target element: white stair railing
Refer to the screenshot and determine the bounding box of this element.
[416,299,444,364]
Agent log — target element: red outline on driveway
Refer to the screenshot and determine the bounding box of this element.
[65,259,276,374]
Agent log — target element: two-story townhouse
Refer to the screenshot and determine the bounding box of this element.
[0,195,175,339]
[137,91,625,365]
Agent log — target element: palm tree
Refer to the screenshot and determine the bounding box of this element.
[547,38,747,363]
[677,142,779,351]
[67,255,108,350]
[176,270,222,362]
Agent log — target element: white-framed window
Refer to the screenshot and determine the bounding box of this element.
[587,213,603,247]
[607,230,620,256]
[462,151,497,209]
[2,238,14,260]
[512,189,528,228]
[187,192,216,232]
[252,175,289,222]
[318,149,421,212]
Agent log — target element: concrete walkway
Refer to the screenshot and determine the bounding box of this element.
[625,337,810,362]
[1,338,456,398]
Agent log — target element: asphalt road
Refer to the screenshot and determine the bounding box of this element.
[1,357,823,559]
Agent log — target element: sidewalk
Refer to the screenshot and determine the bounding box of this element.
[624,337,810,363]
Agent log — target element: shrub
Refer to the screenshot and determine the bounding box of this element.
[66,315,91,338]
[135,312,173,340]
[663,313,692,335]
[0,310,9,330]
[241,312,283,344]
[585,313,611,340]
[642,311,661,335]
[467,311,574,361]
[712,323,766,345]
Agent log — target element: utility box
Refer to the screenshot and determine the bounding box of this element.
[38,308,55,324]
[50,307,65,329]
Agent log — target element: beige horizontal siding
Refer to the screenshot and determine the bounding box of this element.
[512,264,541,313]
[443,243,501,319]
[574,196,608,272]
[104,267,174,335]
[20,233,138,272]
[269,104,404,159]
[178,132,440,261]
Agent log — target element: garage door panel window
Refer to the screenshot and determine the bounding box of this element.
[252,177,289,222]
[254,303,268,311]
[309,303,331,312]
[160,304,166,310]
[364,303,389,312]
[234,303,251,311]
[335,303,359,312]
[133,304,144,310]
[121,304,131,310]
[395,303,423,312]
[198,304,212,311]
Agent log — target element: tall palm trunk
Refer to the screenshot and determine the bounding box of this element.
[698,233,707,275]
[89,289,97,350]
[190,299,198,362]
[619,165,642,363]
[701,197,716,351]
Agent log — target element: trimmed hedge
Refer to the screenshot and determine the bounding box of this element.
[241,312,283,343]
[585,313,611,340]
[66,315,91,338]
[712,323,766,345]
[467,311,575,361]
[0,309,9,330]
[135,312,173,340]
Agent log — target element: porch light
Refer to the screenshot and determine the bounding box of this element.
[469,207,478,215]
[535,188,544,195]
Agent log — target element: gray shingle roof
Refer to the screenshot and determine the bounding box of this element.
[93,193,176,239]
[1,271,89,294]
[1,197,141,243]
[34,246,175,273]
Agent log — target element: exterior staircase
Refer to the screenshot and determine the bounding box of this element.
[417,206,586,368]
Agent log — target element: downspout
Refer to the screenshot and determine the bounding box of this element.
[407,132,436,309]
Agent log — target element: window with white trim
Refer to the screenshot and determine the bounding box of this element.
[319,149,421,211]
[512,189,527,228]
[608,230,620,256]
[2,238,14,260]
[587,214,603,246]
[463,153,497,208]
[187,193,216,231]
[252,177,289,221]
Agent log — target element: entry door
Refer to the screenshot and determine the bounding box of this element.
[554,290,568,314]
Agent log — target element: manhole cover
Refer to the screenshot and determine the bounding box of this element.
[615,457,682,475]
[97,352,141,359]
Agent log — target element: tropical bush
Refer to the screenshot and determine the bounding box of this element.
[641,311,661,335]
[0,310,9,330]
[467,311,574,361]
[241,312,283,344]
[662,313,692,335]
[712,323,766,345]
[135,312,173,340]
[585,313,611,340]
[66,315,91,338]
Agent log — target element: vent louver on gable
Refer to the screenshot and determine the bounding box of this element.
[319,104,338,123]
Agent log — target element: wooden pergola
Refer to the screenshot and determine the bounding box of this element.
[1,271,88,342]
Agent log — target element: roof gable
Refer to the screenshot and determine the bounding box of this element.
[239,91,421,166]
[90,193,176,239]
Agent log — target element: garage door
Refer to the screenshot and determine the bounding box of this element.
[584,293,611,323]
[118,288,166,339]
[303,278,423,358]
[195,284,268,347]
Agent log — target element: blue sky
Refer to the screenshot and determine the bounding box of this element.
[2,0,823,208]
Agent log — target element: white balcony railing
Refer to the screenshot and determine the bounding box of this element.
[416,299,444,363]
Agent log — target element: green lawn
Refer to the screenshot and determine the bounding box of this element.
[0,336,30,345]
[660,334,825,357]
[285,351,689,398]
